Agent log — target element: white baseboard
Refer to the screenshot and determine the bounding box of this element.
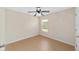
[40,34,75,46]
[6,33,74,46]
[6,34,38,45]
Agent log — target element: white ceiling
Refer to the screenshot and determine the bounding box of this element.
[6,7,71,16]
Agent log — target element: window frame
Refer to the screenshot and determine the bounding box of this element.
[41,19,48,32]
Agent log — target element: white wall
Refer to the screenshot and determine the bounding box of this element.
[40,8,75,46]
[0,8,5,44]
[5,9,39,44]
[75,8,79,50]
[75,8,79,36]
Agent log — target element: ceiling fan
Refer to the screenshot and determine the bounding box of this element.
[28,7,50,16]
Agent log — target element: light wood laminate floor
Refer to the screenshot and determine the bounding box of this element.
[5,35,75,51]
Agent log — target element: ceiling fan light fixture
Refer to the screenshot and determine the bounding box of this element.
[28,7,50,16]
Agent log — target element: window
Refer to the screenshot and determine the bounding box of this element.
[41,19,48,32]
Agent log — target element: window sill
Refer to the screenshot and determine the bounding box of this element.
[41,29,48,32]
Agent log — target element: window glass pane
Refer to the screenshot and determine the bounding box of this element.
[41,19,48,32]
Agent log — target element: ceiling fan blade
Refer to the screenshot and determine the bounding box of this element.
[41,14,44,16]
[28,11,36,13]
[34,13,37,16]
[40,12,44,16]
[42,11,50,13]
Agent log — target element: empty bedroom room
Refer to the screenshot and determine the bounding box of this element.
[0,7,75,51]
